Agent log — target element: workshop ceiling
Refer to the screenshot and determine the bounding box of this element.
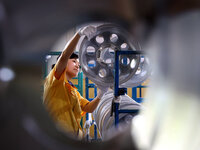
[0,0,140,64]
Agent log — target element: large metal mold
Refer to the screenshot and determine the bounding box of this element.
[79,23,141,87]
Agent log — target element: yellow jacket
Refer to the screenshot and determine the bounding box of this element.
[43,67,89,138]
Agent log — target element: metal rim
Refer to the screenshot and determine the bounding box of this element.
[79,23,141,87]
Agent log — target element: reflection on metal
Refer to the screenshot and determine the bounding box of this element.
[79,23,141,87]
[93,91,141,139]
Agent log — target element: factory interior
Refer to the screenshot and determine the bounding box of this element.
[0,0,200,150]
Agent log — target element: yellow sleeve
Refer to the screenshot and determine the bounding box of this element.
[76,91,89,116]
[43,66,65,99]
[45,66,64,86]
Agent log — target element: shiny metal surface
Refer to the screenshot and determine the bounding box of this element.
[93,91,141,140]
[120,55,151,88]
[79,23,141,87]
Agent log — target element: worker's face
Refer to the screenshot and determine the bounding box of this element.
[66,58,80,78]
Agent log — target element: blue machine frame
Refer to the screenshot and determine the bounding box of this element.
[113,50,145,126]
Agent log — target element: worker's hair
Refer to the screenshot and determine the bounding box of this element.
[51,52,78,69]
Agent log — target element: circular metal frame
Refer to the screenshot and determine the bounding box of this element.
[79,23,141,87]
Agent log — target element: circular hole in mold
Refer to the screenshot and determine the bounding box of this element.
[88,60,96,68]
[110,34,118,43]
[120,43,128,49]
[130,59,136,69]
[86,46,95,55]
[96,35,104,44]
[121,57,130,66]
[108,48,115,55]
[99,69,107,78]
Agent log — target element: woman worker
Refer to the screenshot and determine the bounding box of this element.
[43,26,108,139]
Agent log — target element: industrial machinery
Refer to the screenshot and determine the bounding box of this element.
[1,0,199,150]
[93,91,141,139]
[79,23,151,88]
[79,23,150,139]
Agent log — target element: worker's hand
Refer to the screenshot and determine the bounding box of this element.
[79,25,97,40]
[96,84,109,99]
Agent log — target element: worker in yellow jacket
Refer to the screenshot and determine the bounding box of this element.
[43,26,107,139]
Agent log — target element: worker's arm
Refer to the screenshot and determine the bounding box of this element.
[55,25,97,79]
[82,86,109,113]
[82,96,101,113]
[55,32,81,79]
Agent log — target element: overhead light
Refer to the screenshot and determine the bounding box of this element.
[0,67,15,82]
